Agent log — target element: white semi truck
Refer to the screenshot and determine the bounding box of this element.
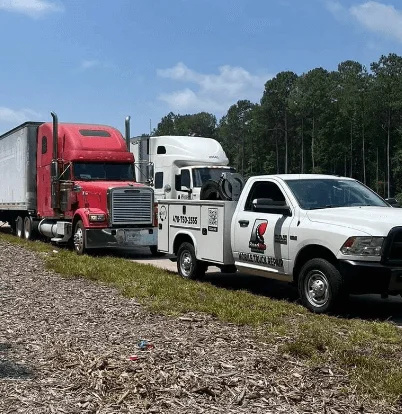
[157,173,402,313]
[130,135,237,201]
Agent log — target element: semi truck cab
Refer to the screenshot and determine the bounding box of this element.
[130,135,236,201]
[0,113,157,254]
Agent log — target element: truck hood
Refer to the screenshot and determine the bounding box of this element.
[76,181,145,192]
[306,206,402,236]
[74,181,149,215]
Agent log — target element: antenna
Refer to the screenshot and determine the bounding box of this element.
[149,119,152,135]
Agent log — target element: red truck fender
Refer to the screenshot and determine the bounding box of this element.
[72,209,90,228]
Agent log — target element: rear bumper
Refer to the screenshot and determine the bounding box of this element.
[339,259,402,295]
[86,227,157,249]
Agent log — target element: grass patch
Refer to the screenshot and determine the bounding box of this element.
[2,232,402,403]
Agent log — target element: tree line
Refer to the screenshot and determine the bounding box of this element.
[150,53,402,199]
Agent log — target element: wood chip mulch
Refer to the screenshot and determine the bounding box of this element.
[0,241,399,413]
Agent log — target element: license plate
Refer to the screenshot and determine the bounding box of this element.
[126,233,140,242]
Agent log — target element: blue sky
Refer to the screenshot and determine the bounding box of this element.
[0,0,401,137]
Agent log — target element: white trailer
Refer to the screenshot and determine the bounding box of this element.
[130,135,236,201]
[0,122,41,225]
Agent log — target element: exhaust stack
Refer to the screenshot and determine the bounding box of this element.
[50,112,60,210]
[51,111,58,160]
[125,116,131,150]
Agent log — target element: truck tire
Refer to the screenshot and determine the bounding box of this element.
[177,242,206,280]
[149,245,166,257]
[23,216,35,240]
[16,216,24,238]
[200,180,221,200]
[73,220,86,255]
[298,258,345,313]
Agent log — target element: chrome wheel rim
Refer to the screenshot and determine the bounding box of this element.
[24,218,31,239]
[74,227,83,252]
[16,217,23,238]
[180,250,193,278]
[304,270,329,308]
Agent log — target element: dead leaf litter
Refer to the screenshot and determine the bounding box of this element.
[0,241,397,413]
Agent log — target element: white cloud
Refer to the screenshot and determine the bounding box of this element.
[0,107,41,124]
[0,0,64,18]
[157,62,271,113]
[325,1,347,17]
[80,59,116,71]
[326,1,402,44]
[81,60,100,70]
[350,1,402,43]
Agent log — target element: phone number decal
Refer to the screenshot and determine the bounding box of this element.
[172,215,198,225]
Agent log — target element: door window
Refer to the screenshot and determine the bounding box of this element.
[181,170,191,188]
[245,181,286,211]
[154,172,163,189]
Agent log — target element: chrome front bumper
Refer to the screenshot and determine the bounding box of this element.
[86,227,157,249]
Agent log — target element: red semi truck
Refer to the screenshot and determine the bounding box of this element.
[0,112,157,254]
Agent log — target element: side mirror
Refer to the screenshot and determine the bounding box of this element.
[252,198,291,216]
[385,197,401,207]
[164,184,172,193]
[181,186,192,193]
[51,160,58,179]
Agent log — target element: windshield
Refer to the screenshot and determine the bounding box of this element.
[73,162,134,181]
[284,178,388,210]
[192,167,236,187]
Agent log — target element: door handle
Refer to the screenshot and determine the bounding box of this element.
[238,219,249,227]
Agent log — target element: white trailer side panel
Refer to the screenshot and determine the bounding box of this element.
[0,123,40,210]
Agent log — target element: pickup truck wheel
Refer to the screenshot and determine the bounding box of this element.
[16,216,24,238]
[177,242,206,280]
[73,220,86,255]
[298,258,344,313]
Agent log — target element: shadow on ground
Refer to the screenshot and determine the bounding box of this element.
[202,271,402,325]
[0,343,33,379]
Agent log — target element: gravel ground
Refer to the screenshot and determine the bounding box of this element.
[0,240,399,414]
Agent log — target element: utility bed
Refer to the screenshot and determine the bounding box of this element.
[157,199,237,265]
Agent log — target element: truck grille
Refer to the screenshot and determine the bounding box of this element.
[110,187,153,225]
[383,227,402,264]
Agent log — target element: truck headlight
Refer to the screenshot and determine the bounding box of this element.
[341,237,384,256]
[89,214,106,222]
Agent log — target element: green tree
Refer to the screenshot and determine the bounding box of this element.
[260,71,298,173]
[217,100,257,176]
[154,112,217,137]
[371,53,402,197]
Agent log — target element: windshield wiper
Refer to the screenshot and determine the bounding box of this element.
[308,205,337,210]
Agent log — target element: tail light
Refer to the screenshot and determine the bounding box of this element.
[153,202,158,227]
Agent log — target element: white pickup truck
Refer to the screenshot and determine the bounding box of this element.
[157,173,402,313]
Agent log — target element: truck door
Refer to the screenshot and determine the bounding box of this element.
[232,179,294,280]
[176,169,192,200]
[154,171,165,200]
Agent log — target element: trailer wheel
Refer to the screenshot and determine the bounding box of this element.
[16,216,24,238]
[73,220,86,255]
[177,242,206,280]
[23,216,35,240]
[298,258,345,313]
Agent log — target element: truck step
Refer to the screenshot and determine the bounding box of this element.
[50,237,68,243]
